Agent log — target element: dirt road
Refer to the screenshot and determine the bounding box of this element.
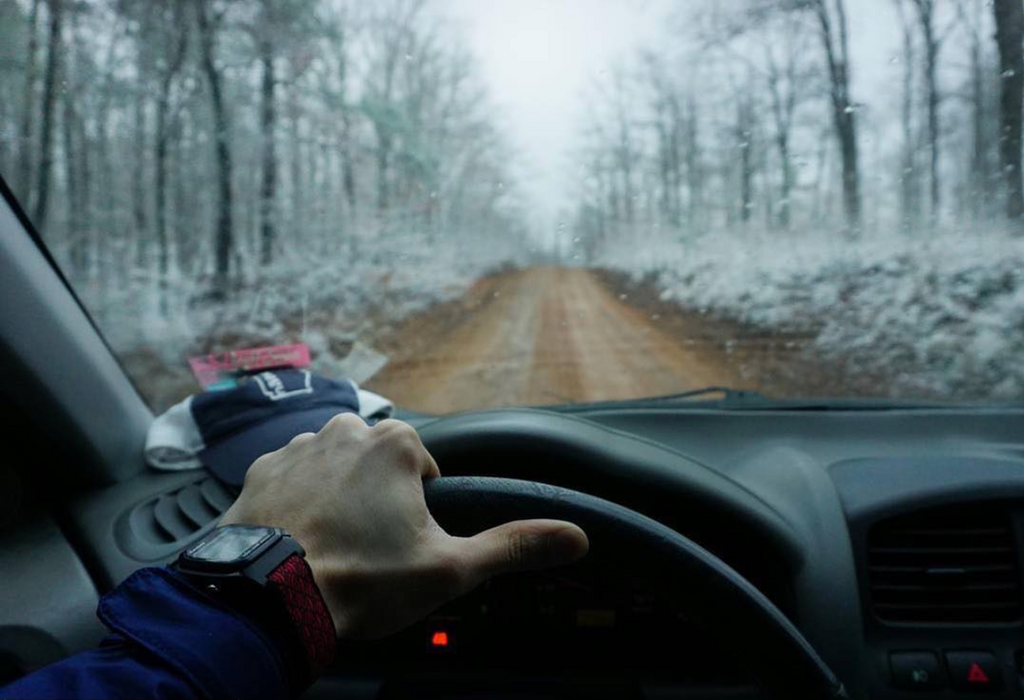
[365,267,785,414]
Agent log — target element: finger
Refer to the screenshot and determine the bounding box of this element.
[455,519,589,590]
[288,432,317,447]
[375,419,441,479]
[420,450,441,479]
[320,411,369,439]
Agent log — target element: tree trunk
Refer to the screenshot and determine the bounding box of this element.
[197,1,235,298]
[338,49,357,220]
[288,86,303,235]
[685,100,703,231]
[737,100,754,224]
[132,92,148,267]
[895,0,918,229]
[155,9,187,312]
[16,0,41,206]
[63,71,82,274]
[814,0,861,228]
[259,41,277,266]
[777,132,792,228]
[376,130,391,213]
[32,0,63,233]
[993,0,1024,221]
[970,39,992,217]
[913,0,941,218]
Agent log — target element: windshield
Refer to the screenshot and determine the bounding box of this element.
[1,0,1022,414]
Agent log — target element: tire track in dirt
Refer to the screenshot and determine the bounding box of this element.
[365,267,747,414]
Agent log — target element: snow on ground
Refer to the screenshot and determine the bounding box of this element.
[77,236,516,411]
[69,222,1024,407]
[596,225,1024,401]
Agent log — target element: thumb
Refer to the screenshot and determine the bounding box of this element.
[456,519,589,591]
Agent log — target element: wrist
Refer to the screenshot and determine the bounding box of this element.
[303,554,351,639]
[173,526,337,689]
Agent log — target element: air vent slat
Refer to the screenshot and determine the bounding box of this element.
[128,479,234,548]
[873,583,1018,592]
[200,478,234,513]
[177,484,219,528]
[153,494,195,541]
[867,504,1022,624]
[875,601,1019,611]
[870,564,1015,574]
[869,546,1012,555]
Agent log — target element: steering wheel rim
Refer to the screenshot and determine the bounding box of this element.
[423,476,847,700]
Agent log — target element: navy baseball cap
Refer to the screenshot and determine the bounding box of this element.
[191,369,361,488]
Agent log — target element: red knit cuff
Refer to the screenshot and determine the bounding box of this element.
[267,554,336,677]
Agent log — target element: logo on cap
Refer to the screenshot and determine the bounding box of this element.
[253,370,314,401]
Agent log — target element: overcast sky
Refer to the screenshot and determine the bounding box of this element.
[441,0,913,235]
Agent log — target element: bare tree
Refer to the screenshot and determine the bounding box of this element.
[15,0,41,207]
[762,13,815,228]
[196,0,235,297]
[810,0,861,228]
[154,1,188,298]
[992,0,1024,221]
[32,0,63,232]
[258,32,276,266]
[894,0,920,228]
[955,0,995,219]
[909,0,953,220]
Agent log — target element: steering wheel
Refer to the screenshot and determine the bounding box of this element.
[422,476,847,700]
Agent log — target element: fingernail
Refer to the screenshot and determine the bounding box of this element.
[546,526,589,565]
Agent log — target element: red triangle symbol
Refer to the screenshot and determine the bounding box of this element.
[967,662,990,684]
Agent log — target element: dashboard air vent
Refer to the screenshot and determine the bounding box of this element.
[128,477,233,547]
[867,504,1022,623]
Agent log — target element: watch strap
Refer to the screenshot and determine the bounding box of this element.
[267,553,336,676]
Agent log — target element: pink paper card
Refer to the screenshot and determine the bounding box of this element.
[188,343,312,390]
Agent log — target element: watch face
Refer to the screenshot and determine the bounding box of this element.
[186,526,277,565]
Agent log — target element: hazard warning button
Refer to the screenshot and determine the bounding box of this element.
[945,651,1003,692]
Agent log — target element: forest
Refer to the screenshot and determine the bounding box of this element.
[2,0,1024,408]
[569,0,1024,401]
[0,0,528,353]
[571,0,1024,243]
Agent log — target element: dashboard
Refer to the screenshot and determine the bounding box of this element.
[336,566,758,687]
[4,404,1024,699]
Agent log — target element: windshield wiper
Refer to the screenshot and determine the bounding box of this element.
[554,387,980,412]
[644,386,768,405]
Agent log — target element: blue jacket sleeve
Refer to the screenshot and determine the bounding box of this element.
[0,567,293,700]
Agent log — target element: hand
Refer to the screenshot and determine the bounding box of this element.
[220,414,589,639]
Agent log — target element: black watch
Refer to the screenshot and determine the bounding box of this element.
[173,525,336,689]
[174,524,304,582]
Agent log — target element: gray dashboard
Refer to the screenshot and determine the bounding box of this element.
[6,406,1024,699]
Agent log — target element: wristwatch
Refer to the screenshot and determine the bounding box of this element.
[173,525,336,689]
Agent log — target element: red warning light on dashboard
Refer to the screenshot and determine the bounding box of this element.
[967,662,989,684]
[430,631,449,648]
